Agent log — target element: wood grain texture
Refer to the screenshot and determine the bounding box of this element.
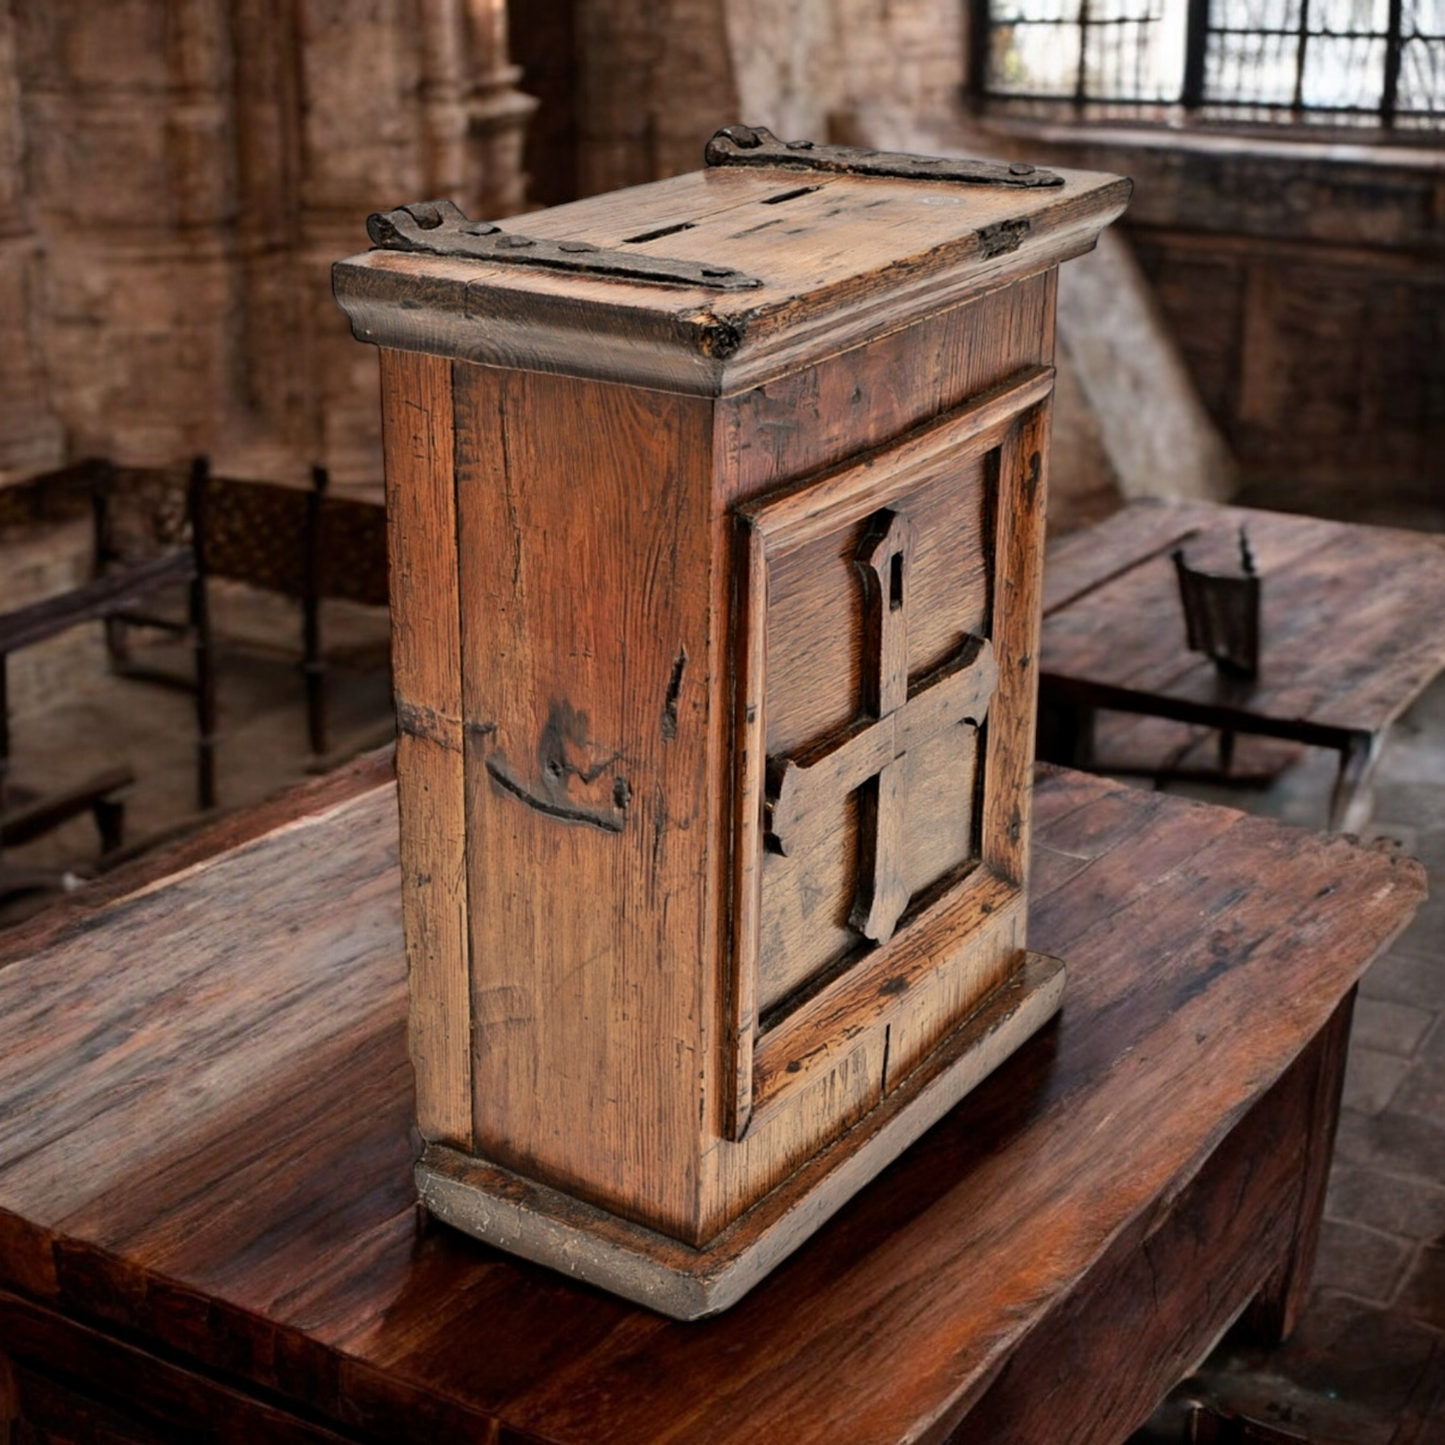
[334,167,1129,397]
[380,347,471,1150]
[1242,989,1356,1345]
[718,276,1058,503]
[348,153,1112,1271]
[416,954,1063,1321]
[451,363,716,1241]
[0,767,1423,1443]
[721,367,1050,1154]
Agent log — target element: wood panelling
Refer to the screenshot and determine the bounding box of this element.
[452,363,715,1239]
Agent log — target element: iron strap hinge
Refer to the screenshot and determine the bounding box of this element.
[366,200,764,291]
[704,124,1065,188]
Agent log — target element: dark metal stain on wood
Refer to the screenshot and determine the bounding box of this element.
[662,648,688,739]
[482,700,629,832]
[978,218,1030,258]
[396,699,465,751]
[700,318,747,359]
[485,755,626,833]
[1024,450,1043,509]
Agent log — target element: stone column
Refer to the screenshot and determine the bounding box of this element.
[419,0,471,201]
[13,0,238,463]
[573,0,739,197]
[295,0,428,485]
[226,0,317,473]
[462,0,536,219]
[0,0,63,475]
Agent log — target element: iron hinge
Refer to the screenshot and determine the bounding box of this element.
[365,200,763,291]
[705,124,1064,188]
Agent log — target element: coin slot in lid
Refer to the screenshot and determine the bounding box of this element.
[623,221,698,244]
[760,186,822,205]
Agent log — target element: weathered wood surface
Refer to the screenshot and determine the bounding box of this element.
[0,766,1424,1444]
[1041,500,1445,745]
[724,367,1047,1160]
[380,348,470,1152]
[334,164,1130,397]
[450,362,715,1242]
[367,212,1084,1257]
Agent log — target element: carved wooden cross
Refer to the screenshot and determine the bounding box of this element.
[765,511,998,945]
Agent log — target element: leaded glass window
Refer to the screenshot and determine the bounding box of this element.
[973,0,1444,127]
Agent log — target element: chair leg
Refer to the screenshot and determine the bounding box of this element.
[189,456,218,811]
[92,794,126,854]
[1218,727,1237,776]
[303,463,328,761]
[1328,730,1383,833]
[91,462,132,669]
[304,655,328,760]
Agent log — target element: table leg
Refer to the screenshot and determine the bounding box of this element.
[1240,989,1356,1344]
[1039,700,1097,770]
[1329,731,1383,833]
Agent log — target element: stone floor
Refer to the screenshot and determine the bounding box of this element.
[1123,675,1445,1444]
[1,501,1441,1443]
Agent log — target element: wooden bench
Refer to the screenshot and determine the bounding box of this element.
[1039,500,1445,830]
[98,458,390,767]
[0,757,1423,1443]
[0,463,206,887]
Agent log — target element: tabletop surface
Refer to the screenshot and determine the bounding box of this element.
[1040,500,1445,737]
[0,759,1424,1445]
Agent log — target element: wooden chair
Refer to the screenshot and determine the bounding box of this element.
[0,458,208,898]
[190,459,390,763]
[89,457,218,808]
[1171,528,1260,680]
[101,457,391,765]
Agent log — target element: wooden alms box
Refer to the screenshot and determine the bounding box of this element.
[334,127,1130,1318]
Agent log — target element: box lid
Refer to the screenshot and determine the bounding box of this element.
[333,127,1131,397]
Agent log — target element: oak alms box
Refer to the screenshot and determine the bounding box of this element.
[334,126,1129,1317]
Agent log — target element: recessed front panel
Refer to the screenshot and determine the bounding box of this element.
[727,367,1054,1137]
[757,466,995,1015]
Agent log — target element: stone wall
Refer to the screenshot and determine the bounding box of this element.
[511,0,968,199]
[0,0,532,489]
[969,123,1445,508]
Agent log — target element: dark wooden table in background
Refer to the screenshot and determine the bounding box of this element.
[0,756,1424,1444]
[1039,500,1445,829]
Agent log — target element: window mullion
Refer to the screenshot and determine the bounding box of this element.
[1182,0,1211,106]
[1382,0,1405,125]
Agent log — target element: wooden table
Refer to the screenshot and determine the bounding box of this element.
[0,755,1424,1445]
[1039,500,1445,829]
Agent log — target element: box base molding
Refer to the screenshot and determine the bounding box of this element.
[417,951,1065,1320]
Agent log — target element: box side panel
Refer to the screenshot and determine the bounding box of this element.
[453,364,714,1241]
[380,348,471,1150]
[983,394,1053,891]
[717,273,1056,507]
[701,280,1058,1232]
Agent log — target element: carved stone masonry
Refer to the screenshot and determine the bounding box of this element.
[765,510,998,945]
